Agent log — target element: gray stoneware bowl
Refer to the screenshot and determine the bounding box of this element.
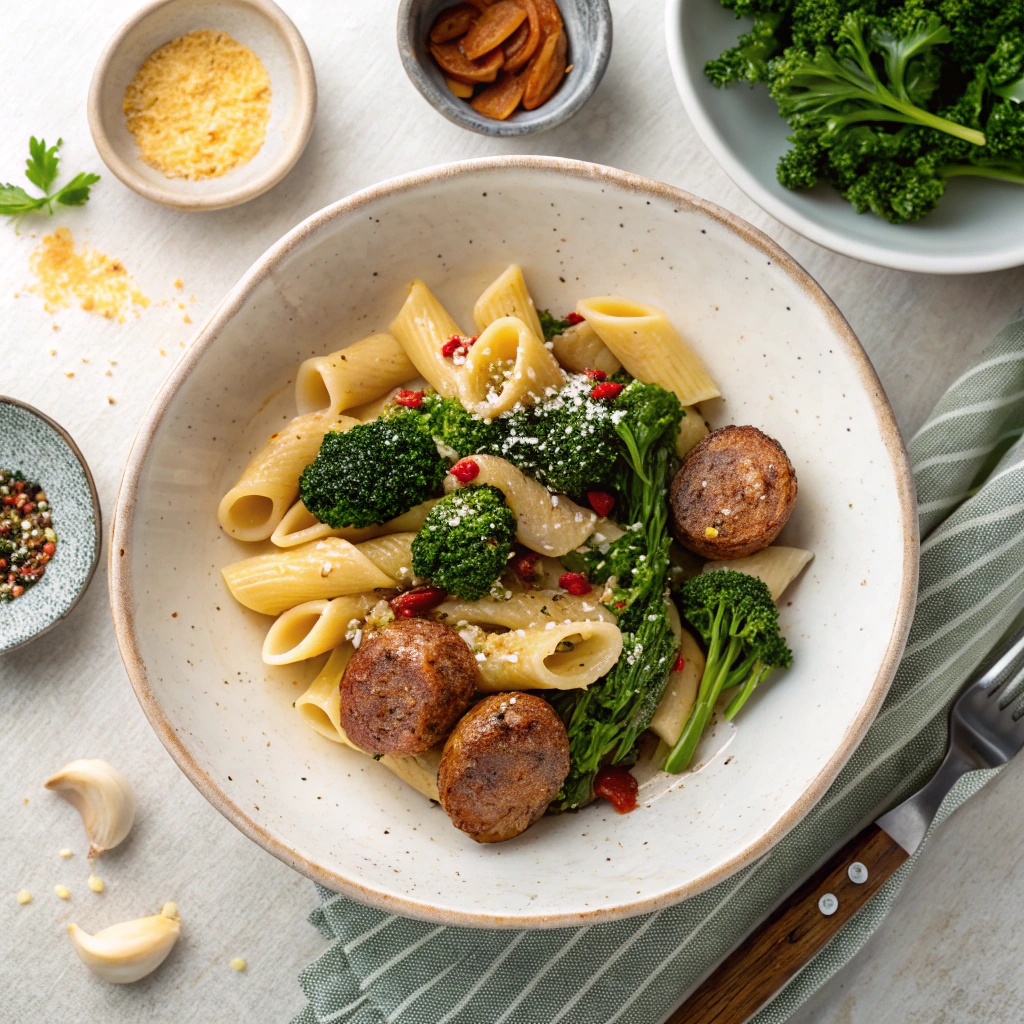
[0,398,101,654]
[397,0,611,136]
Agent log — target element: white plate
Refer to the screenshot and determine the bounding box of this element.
[665,0,1024,274]
[110,157,918,927]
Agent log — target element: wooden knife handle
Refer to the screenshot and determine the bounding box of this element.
[668,825,909,1024]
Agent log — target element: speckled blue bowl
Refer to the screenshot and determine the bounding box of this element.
[0,398,101,654]
[397,0,612,137]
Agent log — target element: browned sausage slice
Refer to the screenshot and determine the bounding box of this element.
[438,692,569,843]
[670,425,797,560]
[339,618,478,757]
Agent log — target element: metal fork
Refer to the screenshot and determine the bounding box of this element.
[670,624,1024,1024]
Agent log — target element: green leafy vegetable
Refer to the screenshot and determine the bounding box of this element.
[537,309,572,342]
[663,570,792,773]
[0,138,100,219]
[411,485,516,600]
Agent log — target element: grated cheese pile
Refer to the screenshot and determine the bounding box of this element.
[29,228,149,321]
[122,29,271,180]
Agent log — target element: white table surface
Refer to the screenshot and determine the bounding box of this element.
[1,2,1022,1022]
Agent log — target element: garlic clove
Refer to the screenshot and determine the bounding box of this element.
[44,759,135,858]
[67,903,181,984]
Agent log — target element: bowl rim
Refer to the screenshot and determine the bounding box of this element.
[395,0,612,138]
[664,0,1024,275]
[0,395,102,655]
[87,0,317,212]
[109,155,919,927]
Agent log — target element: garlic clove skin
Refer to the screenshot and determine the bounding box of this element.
[67,903,181,984]
[44,759,135,858]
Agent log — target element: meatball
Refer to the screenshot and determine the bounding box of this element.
[339,618,478,757]
[670,425,797,560]
[438,693,570,843]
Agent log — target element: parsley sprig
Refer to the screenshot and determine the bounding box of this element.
[0,138,100,219]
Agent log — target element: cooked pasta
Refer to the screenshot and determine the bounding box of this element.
[389,280,466,397]
[460,316,564,418]
[676,406,709,458]
[475,620,623,691]
[271,499,437,549]
[550,320,621,377]
[576,296,720,406]
[295,334,417,417]
[702,546,814,601]
[356,533,416,585]
[473,264,544,340]
[649,627,704,749]
[443,454,596,557]
[221,537,395,615]
[433,590,616,630]
[218,413,359,542]
[262,593,382,665]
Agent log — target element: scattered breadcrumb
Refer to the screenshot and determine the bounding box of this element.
[58,848,73,859]
[16,891,31,905]
[174,278,183,289]
[87,875,104,893]
[54,885,70,900]
[230,957,246,972]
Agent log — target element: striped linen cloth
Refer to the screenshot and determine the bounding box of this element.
[294,312,1024,1024]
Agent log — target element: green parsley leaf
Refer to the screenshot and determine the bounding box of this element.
[25,137,61,194]
[0,184,48,217]
[54,172,101,207]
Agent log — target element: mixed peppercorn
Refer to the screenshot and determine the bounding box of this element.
[0,469,57,602]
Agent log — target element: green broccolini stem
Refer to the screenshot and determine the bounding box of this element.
[939,164,1024,185]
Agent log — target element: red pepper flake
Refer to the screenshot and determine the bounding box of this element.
[450,458,480,483]
[441,335,476,358]
[513,551,539,582]
[587,490,615,517]
[591,382,624,401]
[558,572,591,596]
[673,652,686,673]
[593,765,638,813]
[565,312,585,326]
[613,600,627,610]
[390,585,447,618]
[394,389,425,409]
[584,368,607,381]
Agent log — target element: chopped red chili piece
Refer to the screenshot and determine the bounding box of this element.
[450,458,480,483]
[565,311,585,326]
[394,389,425,409]
[441,336,464,358]
[613,600,627,610]
[593,765,639,813]
[583,368,607,381]
[465,335,478,347]
[389,585,448,618]
[673,652,686,673]
[558,571,591,596]
[587,490,615,517]
[513,551,539,581]
[591,382,624,401]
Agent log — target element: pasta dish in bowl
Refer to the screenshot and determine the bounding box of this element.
[111,157,917,925]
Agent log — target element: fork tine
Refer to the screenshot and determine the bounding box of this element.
[973,627,1024,698]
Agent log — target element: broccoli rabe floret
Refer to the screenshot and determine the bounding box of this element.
[664,570,792,772]
[706,12,786,86]
[560,525,646,587]
[410,485,517,600]
[415,393,505,458]
[300,411,448,528]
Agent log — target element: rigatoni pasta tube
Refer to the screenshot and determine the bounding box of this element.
[550,320,621,377]
[461,317,564,418]
[221,538,395,615]
[271,499,437,549]
[473,264,544,340]
[649,628,704,749]
[702,546,814,601]
[475,620,623,691]
[217,413,359,542]
[356,533,416,585]
[262,593,381,665]
[576,297,720,406]
[676,406,709,458]
[433,590,616,630]
[295,334,417,417]
[388,280,466,398]
[444,455,596,557]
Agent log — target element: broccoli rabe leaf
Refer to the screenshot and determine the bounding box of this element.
[537,309,572,342]
[706,12,786,86]
[411,485,516,600]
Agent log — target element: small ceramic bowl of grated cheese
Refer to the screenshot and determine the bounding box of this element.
[88,0,316,211]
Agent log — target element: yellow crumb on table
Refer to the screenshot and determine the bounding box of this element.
[29,227,149,321]
[107,397,116,405]
[229,957,246,972]
[54,885,70,900]
[87,874,104,893]
[174,278,183,289]
[58,848,73,859]
[16,890,31,905]
[183,314,192,324]
[123,30,271,180]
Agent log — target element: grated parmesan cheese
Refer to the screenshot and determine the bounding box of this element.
[123,30,271,180]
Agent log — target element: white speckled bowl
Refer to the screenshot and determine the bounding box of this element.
[666,0,1024,273]
[88,0,316,211]
[111,157,918,927]
[0,398,101,654]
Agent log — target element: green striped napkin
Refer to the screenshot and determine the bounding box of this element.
[294,311,1024,1024]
